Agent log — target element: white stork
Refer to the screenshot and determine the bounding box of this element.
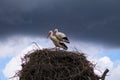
[54,29,70,43]
[47,30,68,50]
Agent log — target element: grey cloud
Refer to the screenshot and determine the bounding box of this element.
[0,0,120,47]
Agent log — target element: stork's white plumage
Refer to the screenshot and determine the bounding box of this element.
[47,30,68,50]
[54,29,70,43]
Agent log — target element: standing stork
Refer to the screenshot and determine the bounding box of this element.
[54,29,70,43]
[47,30,68,50]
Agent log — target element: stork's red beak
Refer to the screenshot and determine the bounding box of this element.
[47,33,50,38]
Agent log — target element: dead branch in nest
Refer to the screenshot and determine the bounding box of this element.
[100,68,109,80]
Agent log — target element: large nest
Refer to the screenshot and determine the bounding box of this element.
[18,49,100,80]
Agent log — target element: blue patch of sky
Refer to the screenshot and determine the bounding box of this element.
[0,57,12,80]
[100,49,120,61]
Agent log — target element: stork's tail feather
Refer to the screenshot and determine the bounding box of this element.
[63,44,68,50]
[59,42,68,50]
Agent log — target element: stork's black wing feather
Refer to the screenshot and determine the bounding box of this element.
[62,37,70,43]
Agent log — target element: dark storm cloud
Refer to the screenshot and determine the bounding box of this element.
[0,0,120,47]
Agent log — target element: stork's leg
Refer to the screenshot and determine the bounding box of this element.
[55,47,57,51]
[55,47,60,51]
[54,47,57,51]
[58,47,60,50]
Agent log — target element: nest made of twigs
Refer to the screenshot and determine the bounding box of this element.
[18,49,99,80]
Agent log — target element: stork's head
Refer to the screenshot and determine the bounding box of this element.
[53,28,58,35]
[47,30,53,38]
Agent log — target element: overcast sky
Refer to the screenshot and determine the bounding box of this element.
[0,0,120,47]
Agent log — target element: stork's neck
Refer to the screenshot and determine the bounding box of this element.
[56,30,58,32]
[49,32,53,38]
